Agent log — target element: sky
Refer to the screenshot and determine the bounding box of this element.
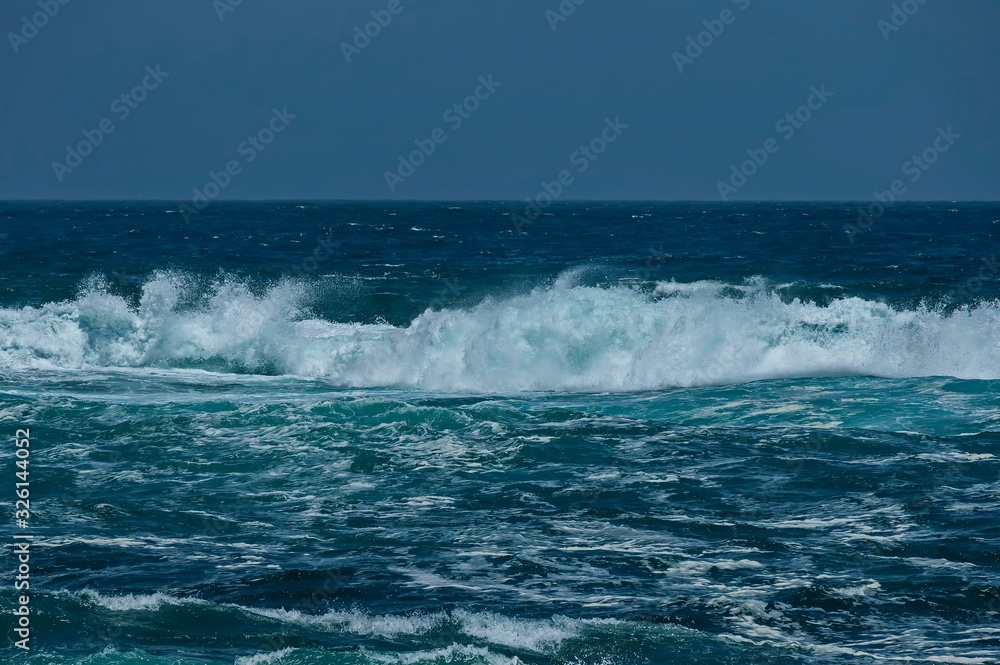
[1,0,998,201]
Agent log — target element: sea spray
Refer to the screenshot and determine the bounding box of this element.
[1,271,999,391]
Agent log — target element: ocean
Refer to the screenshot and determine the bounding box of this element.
[1,201,998,664]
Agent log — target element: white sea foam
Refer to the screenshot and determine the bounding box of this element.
[244,606,447,637]
[73,591,581,654]
[833,581,881,597]
[454,610,578,652]
[366,645,524,665]
[653,279,730,297]
[235,649,294,665]
[3,272,999,392]
[78,589,209,611]
[668,558,764,576]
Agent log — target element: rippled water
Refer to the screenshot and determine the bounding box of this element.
[1,202,998,664]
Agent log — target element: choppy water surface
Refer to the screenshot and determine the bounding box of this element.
[1,202,998,664]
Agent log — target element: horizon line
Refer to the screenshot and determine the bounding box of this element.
[2,198,999,204]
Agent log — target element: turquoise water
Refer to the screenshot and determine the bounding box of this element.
[1,202,999,664]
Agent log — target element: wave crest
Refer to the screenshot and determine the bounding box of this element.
[2,273,999,391]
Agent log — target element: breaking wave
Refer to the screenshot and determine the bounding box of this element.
[2,272,999,392]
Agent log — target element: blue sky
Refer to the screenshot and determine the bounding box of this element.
[2,0,998,200]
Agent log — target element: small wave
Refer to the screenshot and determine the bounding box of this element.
[71,590,582,654]
[235,649,295,665]
[78,589,211,611]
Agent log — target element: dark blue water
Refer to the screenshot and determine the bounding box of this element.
[2,201,999,665]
